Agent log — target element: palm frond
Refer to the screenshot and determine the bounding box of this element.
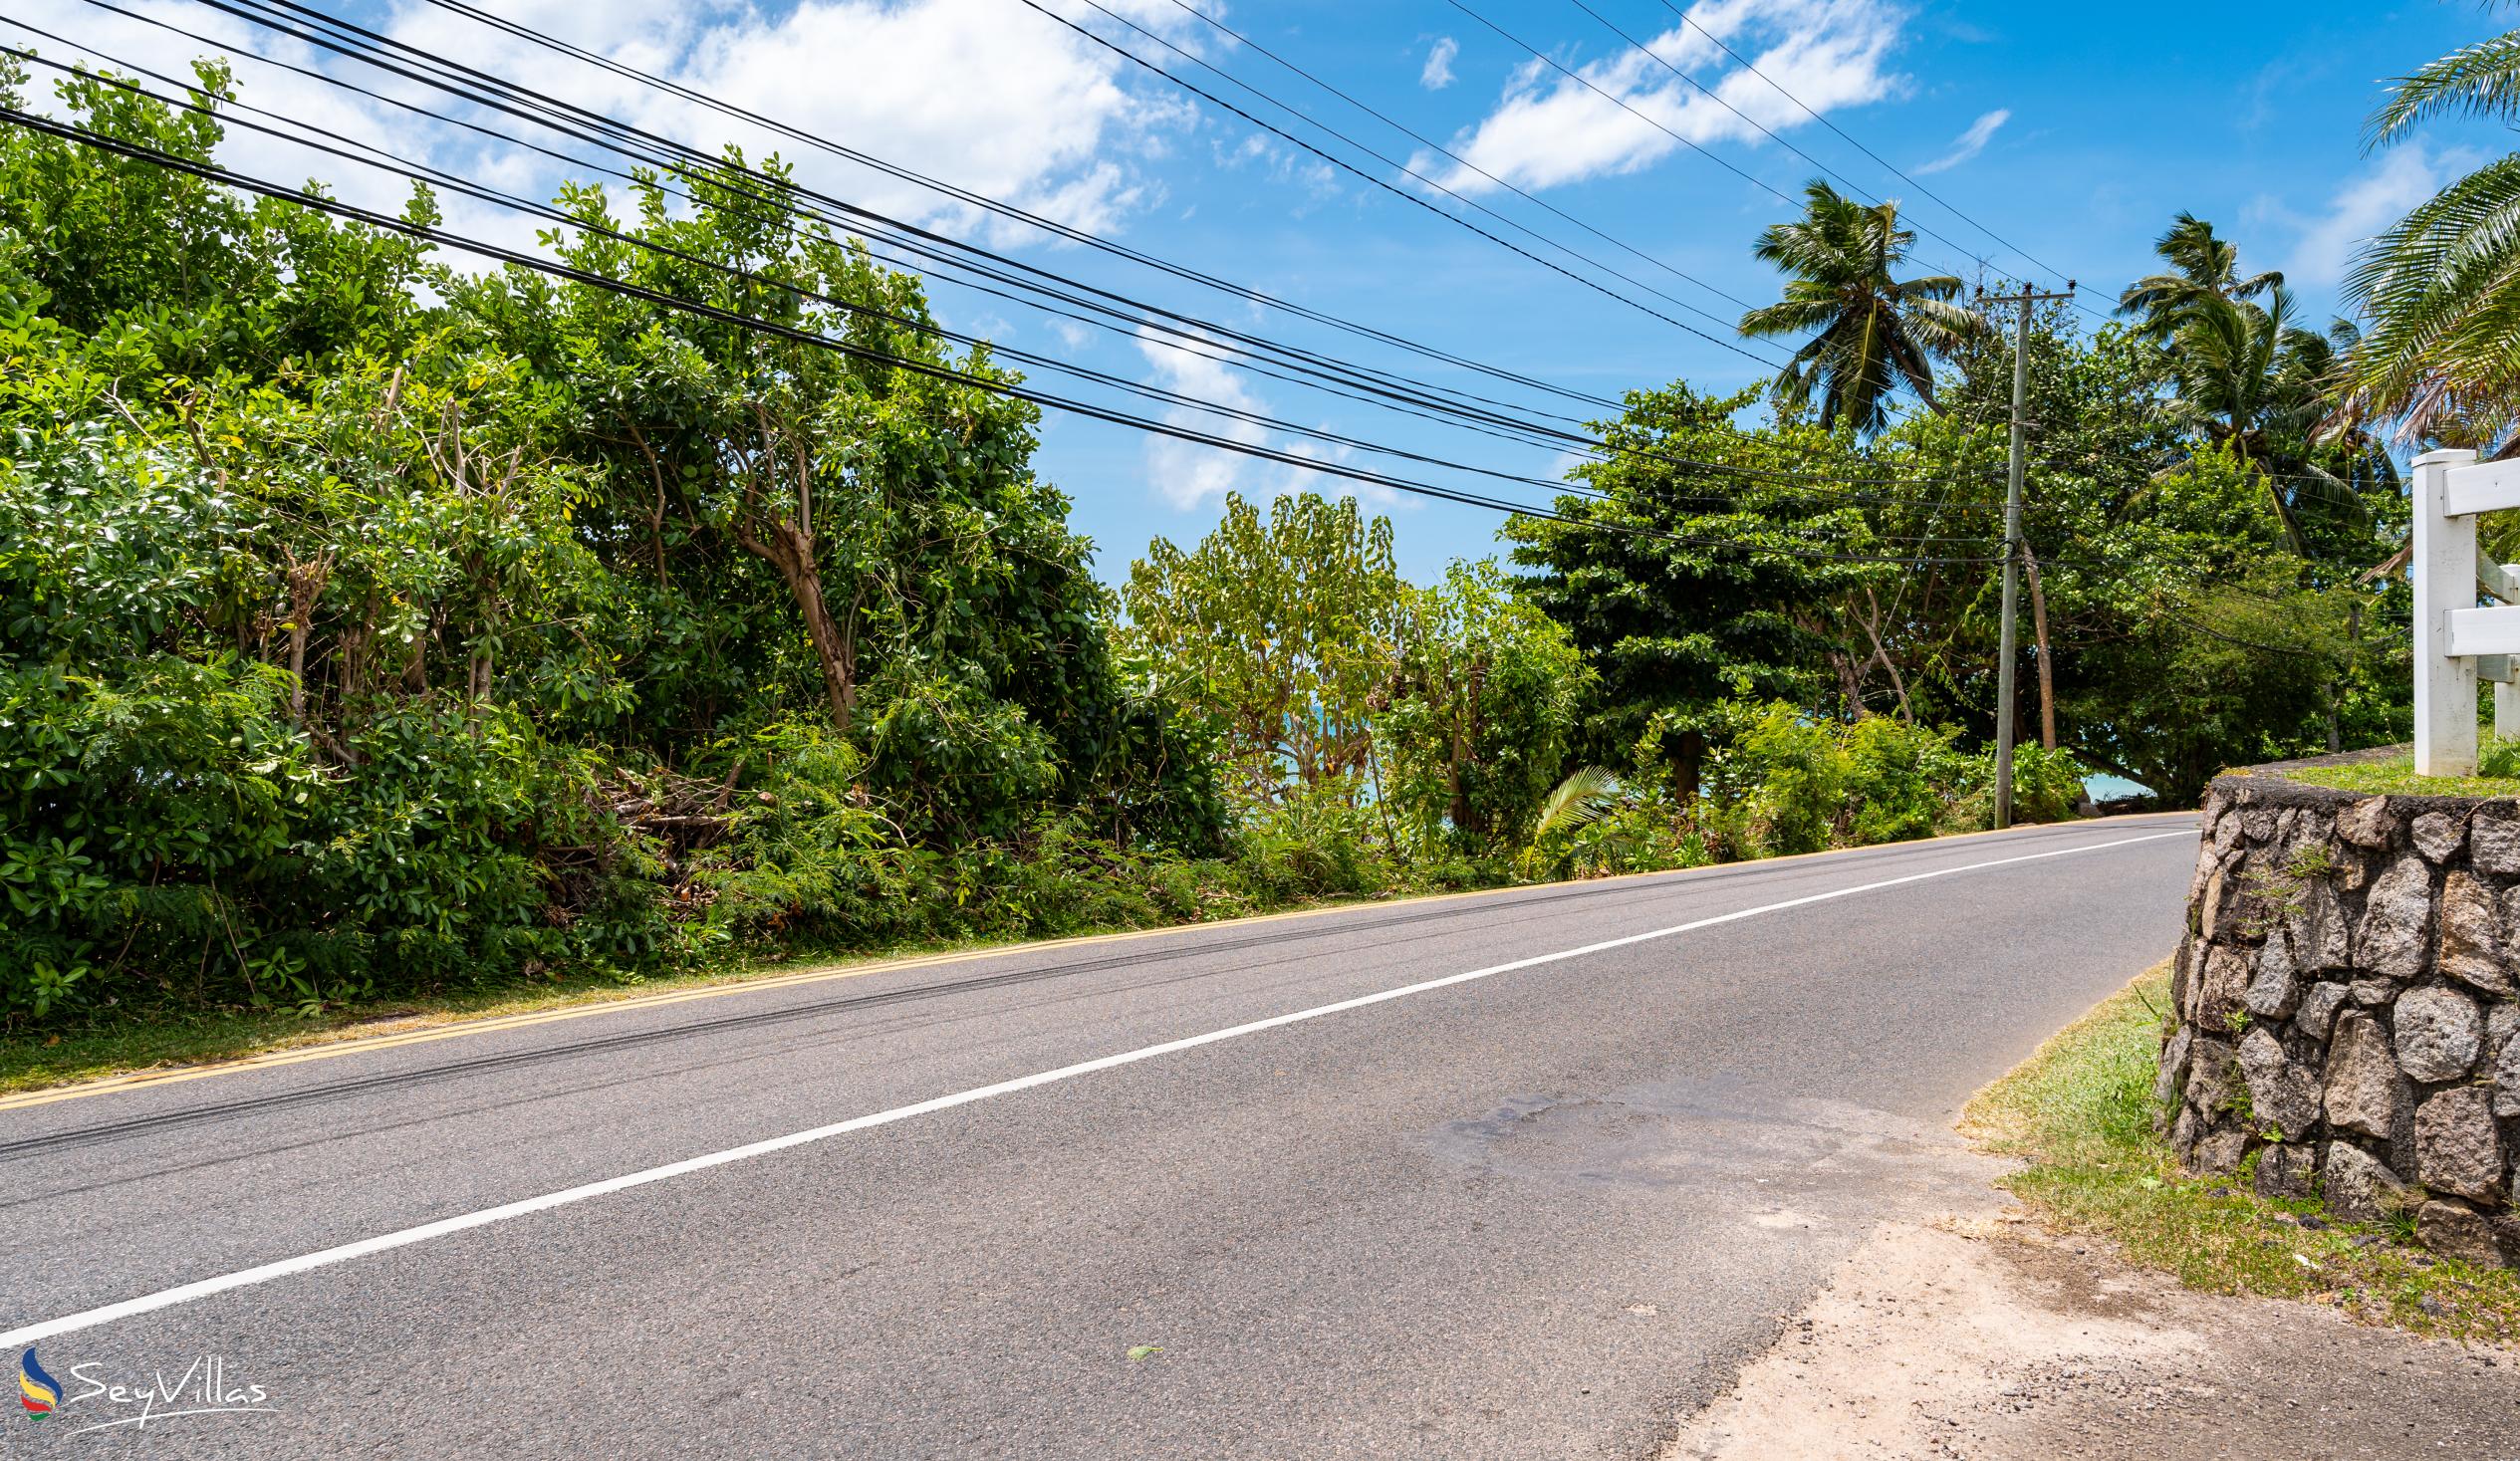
[2368,30,2520,147]
[1533,765,1621,839]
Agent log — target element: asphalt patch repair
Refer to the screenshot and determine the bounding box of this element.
[1663,1215,2519,1460]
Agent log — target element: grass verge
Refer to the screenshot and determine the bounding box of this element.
[1961,964,2520,1345]
[2270,751,2520,800]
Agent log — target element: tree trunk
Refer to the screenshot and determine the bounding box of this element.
[2022,539,2057,750]
[281,550,332,731]
[738,409,856,734]
[738,517,856,734]
[2331,602,2362,754]
[1856,586,1913,723]
[1674,730,1705,805]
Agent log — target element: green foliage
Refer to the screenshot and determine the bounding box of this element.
[1376,559,1592,853]
[1120,491,1405,803]
[2344,22,2520,447]
[0,63,1231,1027]
[1699,703,2089,860]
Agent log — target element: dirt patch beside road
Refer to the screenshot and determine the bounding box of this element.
[1664,1215,2517,1460]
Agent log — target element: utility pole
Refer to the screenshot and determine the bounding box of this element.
[1980,282,2075,830]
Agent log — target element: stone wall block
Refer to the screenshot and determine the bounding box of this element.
[2395,985,2483,1084]
[2293,981,2349,1043]
[2243,929,2301,1020]
[2415,1198,2508,1269]
[2155,1026,2195,1109]
[2471,811,2520,876]
[2203,789,2239,852]
[2323,1012,2409,1139]
[2413,1087,2505,1201]
[2201,855,2266,945]
[2183,1036,2239,1117]
[2240,806,2278,844]
[2193,1123,2252,1175]
[2353,855,2434,979]
[2439,872,2513,996]
[2255,1142,2317,1200]
[2169,1105,2200,1164]
[2197,946,2253,1029]
[2495,1028,2520,1119]
[2335,796,2396,852]
[2286,878,2351,972]
[2323,1140,2412,1224]
[2412,811,2466,862]
[2240,1026,2320,1140]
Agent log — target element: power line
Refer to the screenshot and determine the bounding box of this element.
[313,0,1618,422]
[1441,0,1809,214]
[184,0,2012,489]
[68,0,2038,507]
[0,103,2047,570]
[1638,0,2104,323]
[1160,0,1751,312]
[1559,0,2000,281]
[1019,0,1784,367]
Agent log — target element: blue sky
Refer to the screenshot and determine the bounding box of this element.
[6,0,2503,583]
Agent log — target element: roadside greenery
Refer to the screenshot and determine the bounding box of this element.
[0,43,2458,1056]
[2270,740,2520,799]
[1965,967,2520,1344]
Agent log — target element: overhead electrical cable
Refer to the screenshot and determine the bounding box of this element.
[0,48,2021,546]
[1153,0,1753,316]
[1015,0,1786,365]
[1638,0,2108,321]
[172,0,2014,490]
[0,103,2052,568]
[61,0,2032,508]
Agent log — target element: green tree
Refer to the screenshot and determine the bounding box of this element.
[1737,181,1985,432]
[1120,492,1406,804]
[2158,287,2381,555]
[1377,561,1592,852]
[2115,213,2282,342]
[1504,382,1898,797]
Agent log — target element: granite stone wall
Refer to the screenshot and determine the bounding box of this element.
[2166,773,2520,1267]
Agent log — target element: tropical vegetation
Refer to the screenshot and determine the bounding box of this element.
[2,13,2507,1047]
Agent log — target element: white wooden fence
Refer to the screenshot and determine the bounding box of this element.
[2411,446,2520,774]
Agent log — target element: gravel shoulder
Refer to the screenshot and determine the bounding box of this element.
[1663,1214,2519,1460]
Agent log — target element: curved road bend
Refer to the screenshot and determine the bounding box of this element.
[0,815,2197,1458]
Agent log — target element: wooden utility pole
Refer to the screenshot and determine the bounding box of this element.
[1980,283,2075,829]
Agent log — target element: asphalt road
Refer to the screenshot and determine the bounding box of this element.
[0,817,2196,1458]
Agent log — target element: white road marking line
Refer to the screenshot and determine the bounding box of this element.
[1,827,2193,1346]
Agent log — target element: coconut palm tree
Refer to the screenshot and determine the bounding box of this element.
[1737,181,1985,433]
[2117,213,2283,341]
[2341,25,2520,452]
[2164,290,2393,555]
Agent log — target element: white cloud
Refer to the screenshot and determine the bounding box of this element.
[1421,36,1458,91]
[3,0,1210,262]
[1913,108,2006,175]
[1412,0,1905,196]
[2283,144,2467,287]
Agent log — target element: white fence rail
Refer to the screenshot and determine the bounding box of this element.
[2412,447,2520,774]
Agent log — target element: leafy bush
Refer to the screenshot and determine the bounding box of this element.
[1692,702,2089,861]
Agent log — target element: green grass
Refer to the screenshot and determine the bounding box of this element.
[1963,965,2520,1345]
[2271,748,2520,799]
